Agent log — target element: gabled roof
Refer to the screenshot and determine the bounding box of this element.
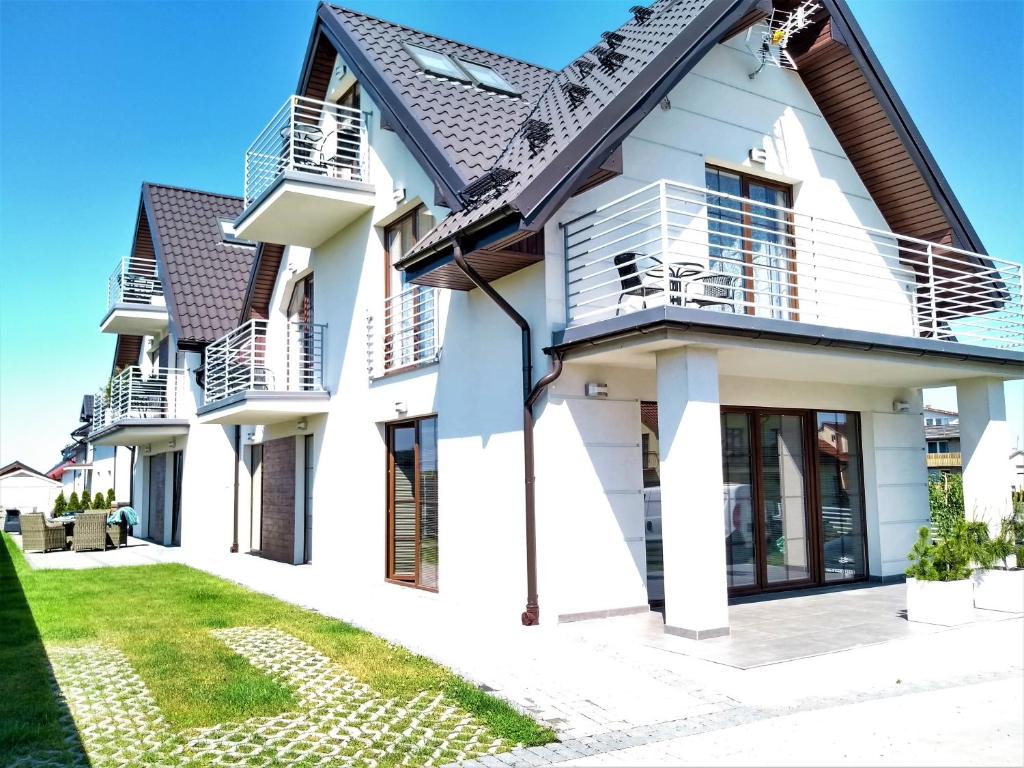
[313,3,555,208]
[0,460,57,483]
[391,0,987,289]
[137,184,257,348]
[925,424,959,441]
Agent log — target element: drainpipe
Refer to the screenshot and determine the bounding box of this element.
[453,240,564,626]
[230,425,240,553]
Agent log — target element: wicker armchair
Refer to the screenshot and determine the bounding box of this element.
[21,512,66,552]
[106,512,129,548]
[73,511,109,552]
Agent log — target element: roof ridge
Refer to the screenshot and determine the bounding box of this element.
[142,181,242,202]
[325,2,556,74]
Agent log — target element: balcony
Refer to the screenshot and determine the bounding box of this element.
[99,256,168,335]
[563,180,1023,352]
[90,367,189,446]
[198,319,329,425]
[366,287,441,379]
[926,452,962,469]
[234,95,375,248]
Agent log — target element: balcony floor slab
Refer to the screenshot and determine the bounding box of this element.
[99,304,169,335]
[90,419,189,447]
[196,390,331,426]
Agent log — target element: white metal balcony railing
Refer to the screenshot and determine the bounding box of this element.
[203,319,326,405]
[91,367,186,434]
[244,95,368,208]
[366,287,440,378]
[107,256,163,311]
[563,180,1024,350]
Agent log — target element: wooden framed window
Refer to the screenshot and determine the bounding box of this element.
[705,166,797,320]
[386,416,439,589]
[383,206,436,371]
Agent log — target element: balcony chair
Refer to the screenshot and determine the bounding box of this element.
[316,130,361,181]
[614,252,665,315]
[21,512,66,553]
[683,272,740,311]
[73,511,109,552]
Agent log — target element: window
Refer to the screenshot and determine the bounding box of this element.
[386,417,439,589]
[928,441,950,454]
[405,43,469,81]
[705,166,796,320]
[384,206,436,371]
[456,59,519,95]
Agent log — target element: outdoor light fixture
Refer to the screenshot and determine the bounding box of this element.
[893,400,912,413]
[296,418,308,431]
[585,382,609,398]
[143,445,151,455]
[244,429,257,443]
[395,401,407,415]
[168,439,176,449]
[749,147,768,163]
[660,97,672,111]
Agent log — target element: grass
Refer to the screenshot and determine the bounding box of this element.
[0,533,554,763]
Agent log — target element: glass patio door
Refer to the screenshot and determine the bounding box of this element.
[758,413,812,586]
[721,409,814,594]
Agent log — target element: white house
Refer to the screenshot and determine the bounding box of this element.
[0,461,62,516]
[111,0,1022,639]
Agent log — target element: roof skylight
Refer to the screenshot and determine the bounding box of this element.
[405,43,470,81]
[456,59,520,95]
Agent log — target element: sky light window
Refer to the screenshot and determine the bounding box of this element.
[456,59,519,95]
[405,43,470,81]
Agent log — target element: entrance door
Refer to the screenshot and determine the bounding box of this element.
[147,454,165,543]
[722,409,815,594]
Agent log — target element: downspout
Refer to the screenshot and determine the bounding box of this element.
[452,240,564,625]
[231,425,240,553]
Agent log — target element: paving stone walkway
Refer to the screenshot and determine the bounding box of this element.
[4,628,506,768]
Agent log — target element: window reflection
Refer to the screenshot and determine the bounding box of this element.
[817,411,866,581]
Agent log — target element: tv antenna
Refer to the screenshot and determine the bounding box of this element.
[747,0,821,79]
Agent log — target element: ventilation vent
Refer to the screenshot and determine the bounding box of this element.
[630,5,653,25]
[601,31,626,50]
[459,167,519,209]
[561,81,592,110]
[521,119,554,158]
[575,58,596,80]
[594,47,627,74]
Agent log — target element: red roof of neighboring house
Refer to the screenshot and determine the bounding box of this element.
[45,460,76,480]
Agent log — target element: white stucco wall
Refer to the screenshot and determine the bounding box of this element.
[0,471,61,512]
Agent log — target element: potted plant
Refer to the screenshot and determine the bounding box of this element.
[905,518,988,626]
[973,506,1024,613]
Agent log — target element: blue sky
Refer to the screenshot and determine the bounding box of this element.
[0,0,1021,471]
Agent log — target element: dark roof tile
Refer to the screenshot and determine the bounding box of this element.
[142,184,256,345]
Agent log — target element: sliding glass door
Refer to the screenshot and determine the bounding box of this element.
[720,408,866,595]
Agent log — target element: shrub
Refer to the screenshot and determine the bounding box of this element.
[53,491,67,516]
[67,491,80,511]
[93,492,106,509]
[106,488,116,507]
[80,492,91,510]
[906,518,990,581]
[928,473,964,538]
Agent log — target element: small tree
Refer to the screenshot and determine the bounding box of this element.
[106,488,116,507]
[93,492,106,509]
[79,492,91,510]
[53,491,67,516]
[67,491,80,511]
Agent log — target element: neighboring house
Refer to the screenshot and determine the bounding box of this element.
[91,183,256,548]
[55,395,132,503]
[923,405,961,477]
[1010,449,1024,491]
[97,0,1022,640]
[0,461,62,515]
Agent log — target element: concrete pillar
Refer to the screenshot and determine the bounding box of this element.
[656,346,729,639]
[956,378,1012,530]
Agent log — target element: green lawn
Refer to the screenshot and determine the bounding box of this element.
[0,533,553,766]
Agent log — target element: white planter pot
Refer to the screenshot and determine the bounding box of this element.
[906,577,975,626]
[972,569,1024,613]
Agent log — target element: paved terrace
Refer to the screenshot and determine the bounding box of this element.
[11,534,1024,766]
